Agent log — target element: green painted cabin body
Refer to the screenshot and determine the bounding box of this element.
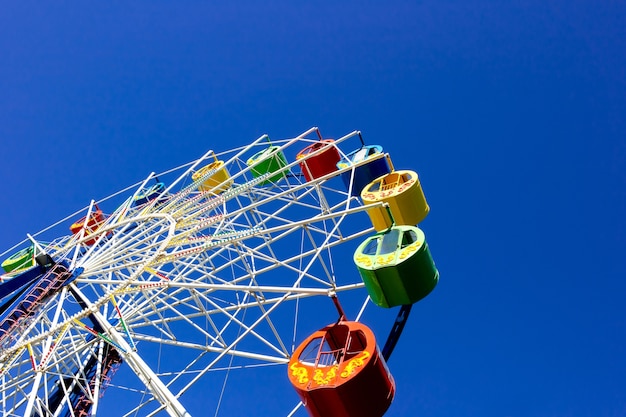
[1,246,35,273]
[354,225,438,308]
[246,145,288,185]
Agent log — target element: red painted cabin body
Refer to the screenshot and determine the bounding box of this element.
[70,209,106,245]
[296,139,341,182]
[288,321,395,417]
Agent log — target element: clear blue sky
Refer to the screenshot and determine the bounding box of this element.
[1,1,625,416]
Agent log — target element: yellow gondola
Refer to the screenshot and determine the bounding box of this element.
[192,158,233,194]
[360,169,429,231]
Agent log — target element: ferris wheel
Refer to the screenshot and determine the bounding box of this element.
[0,127,438,417]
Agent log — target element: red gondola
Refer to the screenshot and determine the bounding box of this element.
[296,139,341,182]
[69,208,107,245]
[288,320,395,417]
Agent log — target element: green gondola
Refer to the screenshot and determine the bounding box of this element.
[354,225,438,308]
[246,145,288,185]
[1,245,35,273]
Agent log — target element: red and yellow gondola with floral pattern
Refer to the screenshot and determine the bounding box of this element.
[288,320,395,417]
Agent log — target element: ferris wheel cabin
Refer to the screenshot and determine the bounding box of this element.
[246,145,288,185]
[288,320,395,417]
[296,139,341,182]
[361,169,429,231]
[1,245,35,273]
[336,145,392,196]
[69,208,107,246]
[354,225,438,308]
[133,181,166,207]
[192,159,233,194]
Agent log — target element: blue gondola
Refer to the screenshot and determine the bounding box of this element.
[336,145,392,196]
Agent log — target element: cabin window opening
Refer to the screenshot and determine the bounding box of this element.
[298,337,323,366]
[362,238,380,256]
[311,142,324,151]
[401,230,418,248]
[299,325,348,367]
[296,325,369,369]
[353,148,368,162]
[381,173,399,191]
[367,181,381,193]
[379,230,400,255]
[344,330,367,361]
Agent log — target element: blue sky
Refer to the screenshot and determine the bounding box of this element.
[1,1,625,416]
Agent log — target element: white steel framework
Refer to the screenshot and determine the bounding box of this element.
[0,128,387,416]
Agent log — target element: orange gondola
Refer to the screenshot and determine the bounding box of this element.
[288,320,395,417]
